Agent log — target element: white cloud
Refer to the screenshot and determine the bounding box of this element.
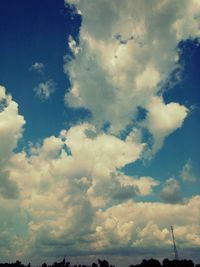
[181,159,197,183]
[1,0,200,262]
[0,118,142,256]
[135,64,160,92]
[122,176,160,196]
[0,85,25,167]
[34,80,56,100]
[95,196,200,251]
[64,0,200,154]
[0,86,24,200]
[144,96,189,154]
[68,35,80,55]
[5,123,144,258]
[3,118,198,260]
[0,86,25,257]
[0,94,199,261]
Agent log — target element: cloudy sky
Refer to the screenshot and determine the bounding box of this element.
[0,0,200,266]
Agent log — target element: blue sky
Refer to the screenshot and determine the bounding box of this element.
[0,0,84,142]
[0,1,200,266]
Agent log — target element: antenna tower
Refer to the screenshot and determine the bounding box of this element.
[171,226,179,260]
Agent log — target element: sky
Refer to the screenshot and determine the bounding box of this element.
[0,0,200,266]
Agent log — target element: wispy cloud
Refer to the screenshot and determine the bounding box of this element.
[29,62,45,75]
[181,159,197,183]
[34,80,56,100]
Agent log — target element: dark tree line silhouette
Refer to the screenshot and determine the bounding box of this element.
[0,258,200,267]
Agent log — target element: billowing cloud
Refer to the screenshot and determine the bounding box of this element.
[0,86,25,258]
[0,85,25,199]
[64,0,200,154]
[4,122,144,258]
[1,0,200,264]
[0,86,199,262]
[0,118,196,261]
[97,196,200,250]
[0,86,25,165]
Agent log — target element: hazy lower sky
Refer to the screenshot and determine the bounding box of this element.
[0,0,200,266]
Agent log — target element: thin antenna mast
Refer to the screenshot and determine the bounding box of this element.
[171,226,179,260]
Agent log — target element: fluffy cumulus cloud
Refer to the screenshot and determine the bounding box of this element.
[1,0,200,264]
[0,85,25,199]
[144,96,188,154]
[64,0,200,154]
[0,86,25,260]
[3,122,144,258]
[97,196,200,250]
[0,90,198,262]
[0,118,199,261]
